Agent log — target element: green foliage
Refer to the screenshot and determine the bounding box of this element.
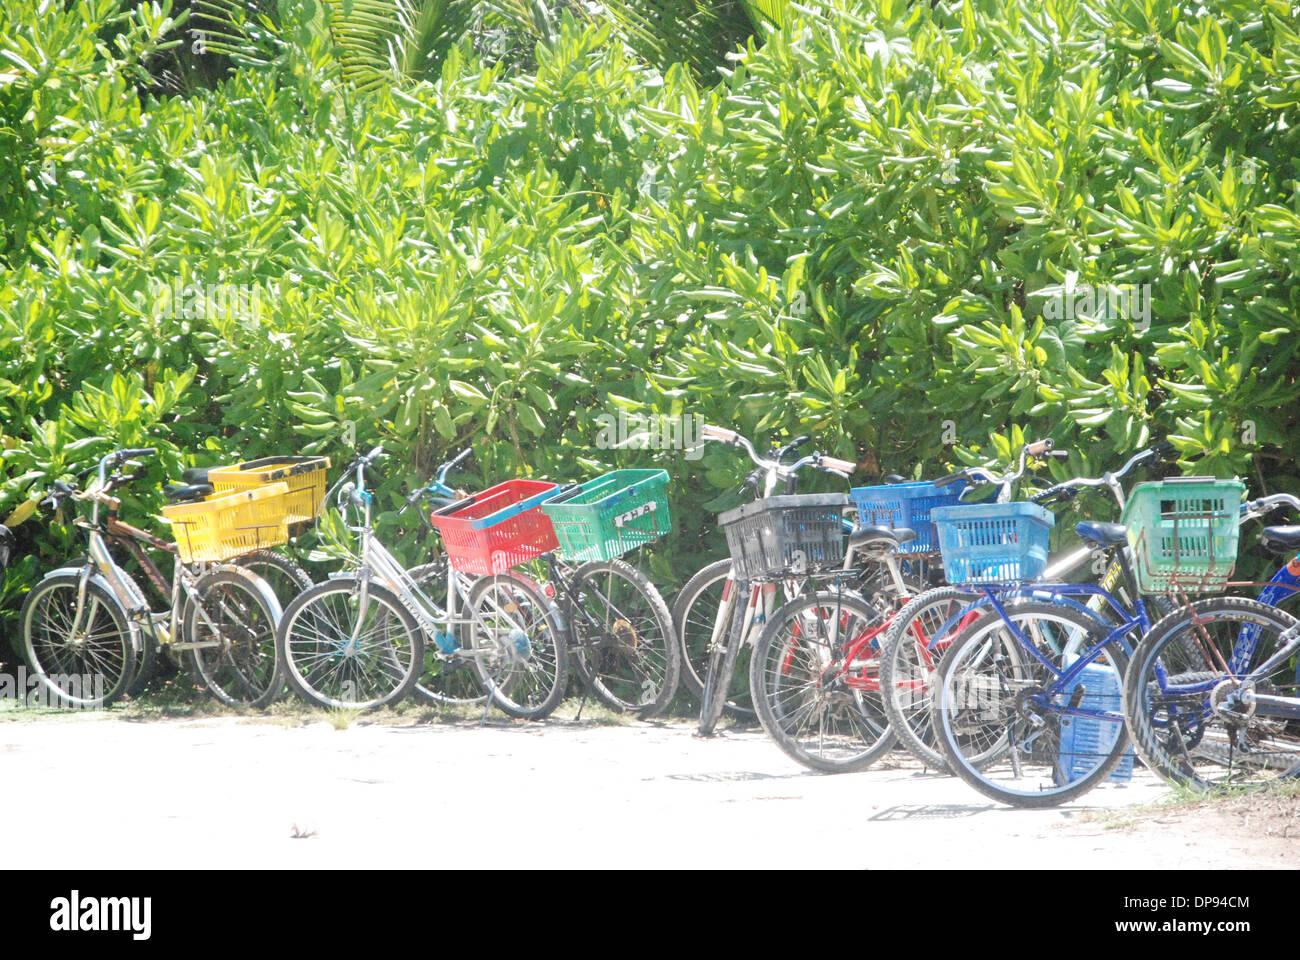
[2,0,1300,635]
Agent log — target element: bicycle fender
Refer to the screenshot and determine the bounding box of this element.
[41,565,145,647]
[207,563,284,623]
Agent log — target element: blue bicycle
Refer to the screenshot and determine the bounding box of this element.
[1123,491,1300,791]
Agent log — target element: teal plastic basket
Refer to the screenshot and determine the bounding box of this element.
[931,502,1055,585]
[1120,478,1245,594]
[540,469,671,563]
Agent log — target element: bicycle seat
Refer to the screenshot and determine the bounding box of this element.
[1075,521,1128,547]
[182,467,210,484]
[1260,525,1300,554]
[849,524,917,552]
[164,482,213,503]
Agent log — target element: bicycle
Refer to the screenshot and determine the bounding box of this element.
[922,442,1189,806]
[277,447,566,714]
[687,426,862,736]
[121,472,314,695]
[1124,490,1300,791]
[741,440,1068,772]
[877,441,1176,772]
[536,469,680,716]
[673,430,824,718]
[20,448,286,708]
[410,464,682,717]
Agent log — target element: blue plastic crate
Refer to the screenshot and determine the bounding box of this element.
[1055,661,1134,785]
[931,501,1054,584]
[849,482,965,554]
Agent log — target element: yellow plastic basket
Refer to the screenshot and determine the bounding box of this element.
[206,456,330,528]
[162,482,291,564]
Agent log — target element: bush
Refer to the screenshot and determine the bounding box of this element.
[3,0,1299,640]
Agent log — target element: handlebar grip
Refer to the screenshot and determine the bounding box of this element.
[934,471,967,488]
[1150,440,1179,462]
[821,456,856,474]
[449,447,472,468]
[364,445,384,461]
[1024,440,1053,457]
[701,425,739,443]
[117,448,156,460]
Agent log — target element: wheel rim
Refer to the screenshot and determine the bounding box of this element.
[192,579,278,704]
[755,598,890,764]
[25,582,129,704]
[937,609,1126,799]
[283,586,417,707]
[573,566,670,710]
[1134,607,1300,789]
[887,593,977,754]
[470,578,561,713]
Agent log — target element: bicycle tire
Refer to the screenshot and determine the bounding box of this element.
[931,599,1131,808]
[698,592,746,736]
[567,557,681,716]
[20,573,136,708]
[877,585,982,772]
[183,566,283,709]
[277,577,424,709]
[749,589,893,772]
[1124,595,1300,792]
[464,571,568,720]
[237,549,314,605]
[674,558,756,717]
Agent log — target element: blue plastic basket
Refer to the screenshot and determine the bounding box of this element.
[931,502,1054,585]
[1055,662,1134,785]
[849,482,965,554]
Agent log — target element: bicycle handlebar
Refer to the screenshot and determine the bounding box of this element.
[1028,441,1177,505]
[701,424,739,444]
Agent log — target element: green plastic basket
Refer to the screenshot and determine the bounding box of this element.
[540,469,671,563]
[1120,477,1245,594]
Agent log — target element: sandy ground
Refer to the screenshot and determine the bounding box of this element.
[1,712,1294,869]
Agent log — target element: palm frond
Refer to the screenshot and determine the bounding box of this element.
[596,0,754,80]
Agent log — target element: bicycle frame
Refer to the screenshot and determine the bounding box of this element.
[334,451,532,664]
[47,459,280,658]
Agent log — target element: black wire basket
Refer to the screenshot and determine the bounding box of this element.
[718,493,849,581]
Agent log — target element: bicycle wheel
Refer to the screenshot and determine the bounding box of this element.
[277,577,424,709]
[183,567,283,709]
[1124,596,1300,792]
[568,557,680,716]
[237,549,314,606]
[698,589,749,736]
[673,558,756,717]
[877,585,981,772]
[464,571,567,720]
[749,590,892,771]
[20,573,136,708]
[931,599,1131,807]
[407,560,489,709]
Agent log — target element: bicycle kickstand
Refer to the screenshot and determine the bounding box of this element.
[574,689,588,722]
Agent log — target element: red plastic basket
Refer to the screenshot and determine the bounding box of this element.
[428,479,559,575]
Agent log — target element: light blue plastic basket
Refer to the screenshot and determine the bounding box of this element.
[1055,661,1134,785]
[931,502,1055,585]
[849,482,965,554]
